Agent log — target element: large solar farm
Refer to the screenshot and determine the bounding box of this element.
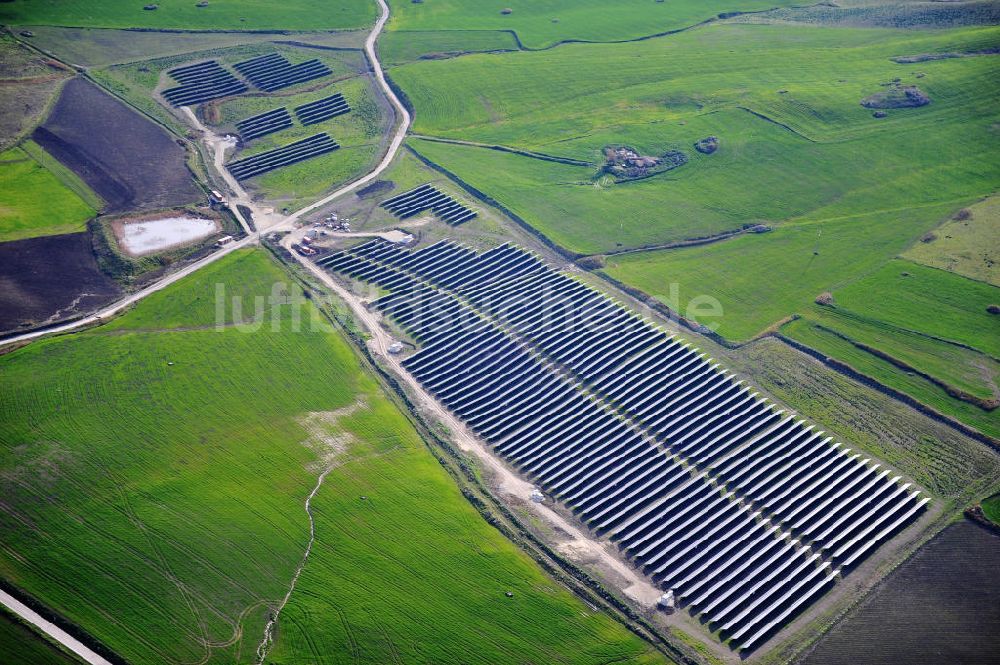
[0,1,997,664]
[315,238,930,652]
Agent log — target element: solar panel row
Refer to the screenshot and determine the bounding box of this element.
[163,60,247,107]
[235,107,293,141]
[295,93,351,125]
[226,133,339,180]
[314,239,929,652]
[380,184,477,225]
[234,53,332,92]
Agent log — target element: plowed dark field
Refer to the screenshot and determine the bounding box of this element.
[0,231,121,334]
[32,77,200,213]
[801,520,1000,665]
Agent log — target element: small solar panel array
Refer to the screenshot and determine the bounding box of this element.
[235,107,293,141]
[163,60,247,107]
[226,133,339,181]
[380,184,477,225]
[234,53,331,92]
[315,239,930,653]
[295,93,351,125]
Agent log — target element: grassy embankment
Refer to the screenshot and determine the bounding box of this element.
[0,0,376,31]
[0,610,80,665]
[983,493,1000,525]
[782,259,999,439]
[379,30,519,67]
[0,248,667,664]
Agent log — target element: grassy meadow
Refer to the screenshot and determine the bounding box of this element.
[0,248,667,664]
[0,0,376,31]
[385,0,801,48]
[983,493,1000,524]
[779,259,1000,439]
[394,24,999,254]
[0,142,99,242]
[903,196,1000,286]
[264,390,666,665]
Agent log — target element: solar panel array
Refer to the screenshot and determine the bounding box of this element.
[295,93,351,125]
[380,184,477,225]
[315,239,929,652]
[234,53,331,92]
[235,107,293,141]
[162,60,247,107]
[226,133,339,180]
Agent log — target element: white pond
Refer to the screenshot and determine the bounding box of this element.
[119,216,218,256]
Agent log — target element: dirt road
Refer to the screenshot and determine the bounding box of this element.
[0,590,111,665]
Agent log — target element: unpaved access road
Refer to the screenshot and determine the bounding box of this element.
[0,589,111,665]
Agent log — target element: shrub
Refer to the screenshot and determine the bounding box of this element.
[576,255,606,270]
[815,292,835,306]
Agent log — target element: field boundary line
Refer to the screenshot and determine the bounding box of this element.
[410,134,592,166]
[774,332,1000,452]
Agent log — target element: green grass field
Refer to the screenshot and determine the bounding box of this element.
[385,0,801,48]
[782,316,1000,441]
[903,195,1000,286]
[264,392,665,665]
[777,259,1000,439]
[983,493,1000,524]
[832,260,1000,359]
[0,248,667,664]
[0,611,79,665]
[393,24,999,248]
[0,0,376,31]
[0,142,99,242]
